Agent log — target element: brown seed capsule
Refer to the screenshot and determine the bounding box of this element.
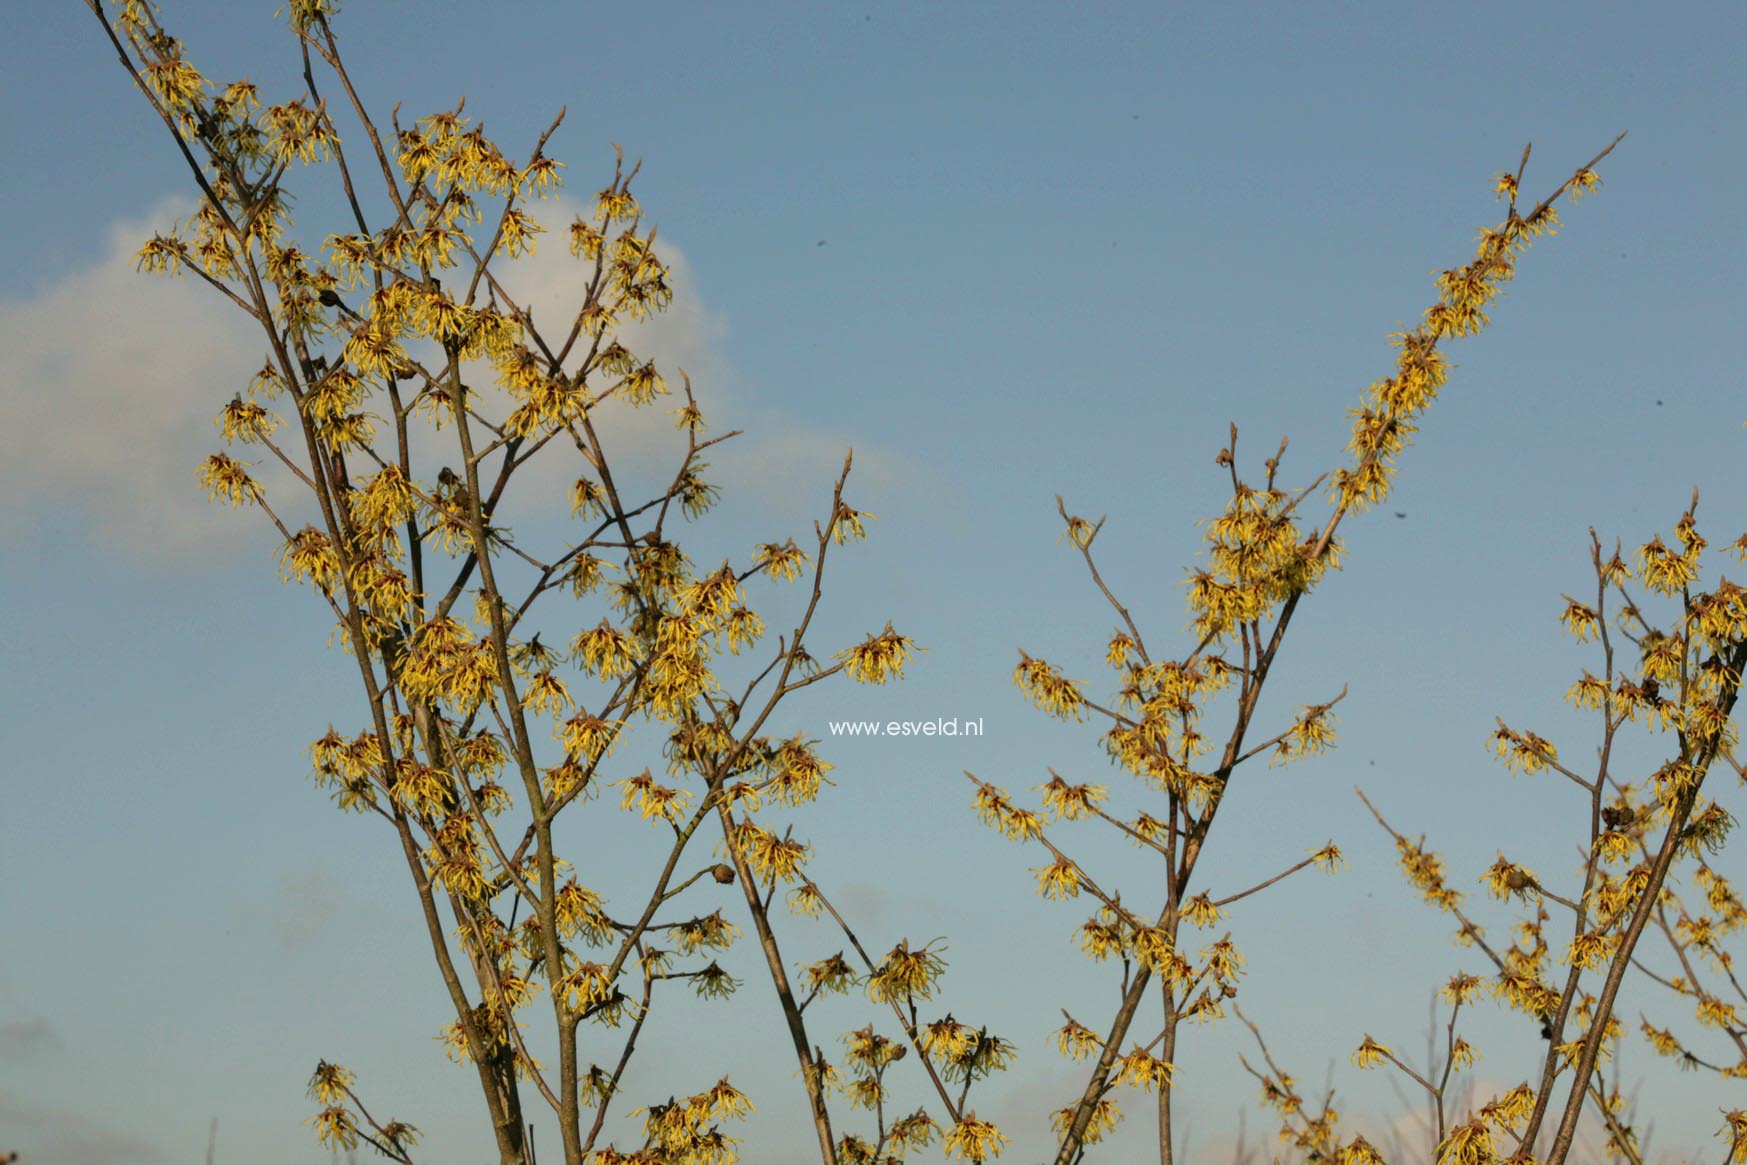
[711,864,736,885]
[1504,868,1529,890]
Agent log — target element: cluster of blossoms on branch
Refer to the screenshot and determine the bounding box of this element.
[97,0,1021,1162]
[962,133,1741,1165]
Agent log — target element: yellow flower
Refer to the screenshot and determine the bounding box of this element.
[1476,1082,1535,1129]
[1340,1135,1386,1164]
[1558,597,1599,641]
[342,323,408,378]
[278,526,340,591]
[837,623,919,684]
[306,1059,356,1104]
[560,711,623,761]
[1434,1119,1495,1165]
[571,621,639,681]
[730,819,809,882]
[831,502,875,544]
[559,961,617,1010]
[1032,857,1082,901]
[1013,653,1085,719]
[1182,892,1224,928]
[1351,1035,1391,1069]
[594,186,639,223]
[1277,704,1337,763]
[1048,1100,1122,1146]
[865,940,946,1005]
[767,737,833,805]
[1489,725,1557,775]
[499,208,543,258]
[1441,973,1482,1006]
[1565,931,1612,969]
[943,1115,1009,1163]
[1200,935,1245,982]
[612,770,692,824]
[568,217,604,259]
[1076,916,1125,962]
[1036,772,1107,821]
[518,155,565,196]
[919,1017,975,1060]
[198,453,259,507]
[970,781,1043,840]
[699,1077,755,1122]
[1566,670,1609,710]
[1482,854,1539,902]
[1131,925,1175,972]
[755,539,809,581]
[1698,997,1741,1030]
[555,880,611,942]
[1113,1047,1173,1091]
[620,359,667,404]
[1637,534,1699,595]
[1054,1016,1101,1061]
[1569,168,1603,199]
[787,882,826,918]
[304,1106,359,1152]
[143,57,206,109]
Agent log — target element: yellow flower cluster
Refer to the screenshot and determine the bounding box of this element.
[1189,482,1329,640]
[838,624,919,684]
[1036,772,1107,821]
[969,781,1044,842]
[618,1078,752,1165]
[672,910,739,957]
[864,940,947,1006]
[1047,1098,1122,1147]
[1012,653,1085,719]
[727,819,809,882]
[398,617,497,712]
[942,1115,1009,1163]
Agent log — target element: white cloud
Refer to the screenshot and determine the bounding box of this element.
[477,199,734,469]
[0,197,925,567]
[460,196,922,517]
[712,422,914,515]
[0,198,263,564]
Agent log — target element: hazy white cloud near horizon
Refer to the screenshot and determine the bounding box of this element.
[0,195,923,569]
[0,1018,60,1061]
[0,1092,167,1165]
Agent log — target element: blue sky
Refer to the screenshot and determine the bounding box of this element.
[4,2,1745,1162]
